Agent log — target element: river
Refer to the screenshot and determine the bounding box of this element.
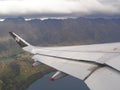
[27,73,90,90]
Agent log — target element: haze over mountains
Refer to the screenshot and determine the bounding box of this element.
[0,17,120,51]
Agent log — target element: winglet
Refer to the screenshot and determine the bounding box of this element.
[9,32,31,48]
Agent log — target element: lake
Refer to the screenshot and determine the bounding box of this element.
[27,73,90,90]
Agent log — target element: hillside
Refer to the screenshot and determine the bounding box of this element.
[0,17,120,50]
[0,51,53,90]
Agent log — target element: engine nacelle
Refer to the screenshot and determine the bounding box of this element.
[50,71,67,81]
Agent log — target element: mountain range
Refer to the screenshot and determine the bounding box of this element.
[0,17,120,51]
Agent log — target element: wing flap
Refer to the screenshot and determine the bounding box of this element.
[105,55,120,72]
[85,67,120,90]
[32,55,99,80]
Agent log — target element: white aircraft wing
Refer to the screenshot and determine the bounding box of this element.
[9,32,120,90]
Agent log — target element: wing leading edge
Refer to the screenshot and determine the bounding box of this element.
[9,32,120,90]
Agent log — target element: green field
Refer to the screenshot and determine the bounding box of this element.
[0,48,53,90]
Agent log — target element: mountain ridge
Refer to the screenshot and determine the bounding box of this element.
[0,17,120,49]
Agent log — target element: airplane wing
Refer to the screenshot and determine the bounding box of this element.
[9,32,120,90]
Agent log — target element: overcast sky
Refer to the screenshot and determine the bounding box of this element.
[0,0,120,18]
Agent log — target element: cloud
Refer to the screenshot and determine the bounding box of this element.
[0,0,120,18]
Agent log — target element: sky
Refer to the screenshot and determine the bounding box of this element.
[0,0,120,19]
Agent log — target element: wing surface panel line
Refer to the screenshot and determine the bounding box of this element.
[35,53,104,65]
[35,53,120,72]
[39,49,120,53]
